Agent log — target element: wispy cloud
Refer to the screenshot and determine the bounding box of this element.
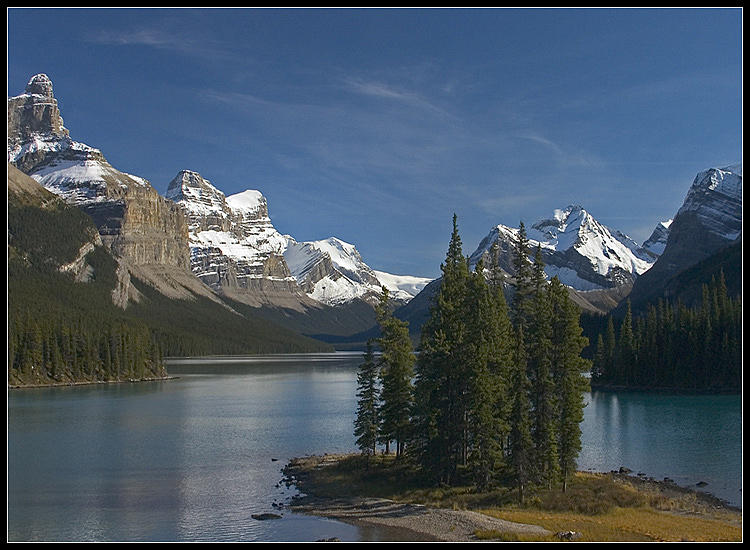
[89,26,240,63]
[342,77,449,116]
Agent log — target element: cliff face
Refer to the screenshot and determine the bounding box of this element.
[166,169,315,309]
[623,164,742,313]
[8,74,191,281]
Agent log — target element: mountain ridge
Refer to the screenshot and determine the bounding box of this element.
[8,73,742,351]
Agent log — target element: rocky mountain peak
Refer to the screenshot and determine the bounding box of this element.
[471,205,658,293]
[674,164,742,241]
[7,73,74,172]
[8,74,191,281]
[25,73,55,97]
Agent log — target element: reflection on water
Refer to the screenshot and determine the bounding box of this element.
[7,354,742,542]
[578,390,742,507]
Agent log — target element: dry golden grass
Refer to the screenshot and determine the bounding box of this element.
[286,455,742,542]
[484,507,742,542]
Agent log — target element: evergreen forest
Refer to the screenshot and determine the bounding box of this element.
[591,275,741,391]
[354,216,591,499]
[8,185,331,387]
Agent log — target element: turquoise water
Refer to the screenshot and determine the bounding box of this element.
[7,353,742,541]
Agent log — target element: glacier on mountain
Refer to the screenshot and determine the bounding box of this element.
[282,236,431,306]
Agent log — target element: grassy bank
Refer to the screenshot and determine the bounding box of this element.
[285,453,742,542]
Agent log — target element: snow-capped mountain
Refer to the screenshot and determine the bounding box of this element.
[283,236,432,306]
[165,170,307,308]
[469,205,659,291]
[673,163,742,242]
[624,163,742,312]
[642,219,673,256]
[166,170,432,307]
[8,74,191,273]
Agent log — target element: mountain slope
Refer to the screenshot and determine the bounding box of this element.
[469,205,659,292]
[8,164,332,379]
[622,163,742,314]
[283,236,432,306]
[165,169,311,309]
[8,73,199,307]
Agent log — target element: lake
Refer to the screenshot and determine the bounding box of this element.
[7,353,742,542]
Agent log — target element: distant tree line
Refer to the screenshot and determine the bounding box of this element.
[9,313,166,386]
[354,216,591,499]
[8,196,330,387]
[592,274,741,391]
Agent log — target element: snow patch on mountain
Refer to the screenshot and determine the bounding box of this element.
[166,170,292,283]
[282,236,432,305]
[675,163,742,241]
[642,219,672,256]
[167,170,432,305]
[470,205,659,291]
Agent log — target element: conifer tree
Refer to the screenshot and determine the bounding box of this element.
[413,214,472,483]
[375,287,414,457]
[354,339,380,455]
[511,221,533,331]
[527,246,558,487]
[548,276,590,491]
[465,260,512,489]
[508,324,533,503]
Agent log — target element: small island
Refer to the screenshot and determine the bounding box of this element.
[278,222,741,542]
[284,453,742,542]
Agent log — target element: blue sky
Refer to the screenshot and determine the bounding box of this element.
[8,8,743,279]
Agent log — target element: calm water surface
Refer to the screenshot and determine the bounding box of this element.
[7,353,742,542]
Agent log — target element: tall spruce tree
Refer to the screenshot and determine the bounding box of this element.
[375,287,414,457]
[413,215,472,483]
[511,221,534,331]
[465,259,513,490]
[508,323,533,503]
[354,339,380,455]
[526,246,558,488]
[548,276,591,491]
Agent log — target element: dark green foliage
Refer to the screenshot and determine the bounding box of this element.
[8,270,166,386]
[126,278,331,357]
[375,287,415,457]
[408,215,588,496]
[548,277,591,491]
[8,191,330,387]
[592,273,741,391]
[354,340,380,455]
[508,324,533,503]
[412,214,474,483]
[8,200,99,267]
[7,210,163,386]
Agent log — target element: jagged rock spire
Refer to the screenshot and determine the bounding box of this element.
[25,73,55,97]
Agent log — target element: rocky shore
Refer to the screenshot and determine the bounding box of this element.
[284,454,741,542]
[291,495,551,542]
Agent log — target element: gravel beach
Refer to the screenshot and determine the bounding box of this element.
[284,454,741,542]
[291,496,552,542]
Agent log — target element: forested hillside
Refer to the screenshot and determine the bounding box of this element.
[8,167,331,387]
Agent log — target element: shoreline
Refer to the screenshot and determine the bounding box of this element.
[7,376,176,390]
[290,495,553,542]
[284,454,742,542]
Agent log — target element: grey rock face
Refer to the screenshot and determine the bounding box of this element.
[8,74,191,276]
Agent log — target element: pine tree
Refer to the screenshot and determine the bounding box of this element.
[511,221,533,331]
[465,260,512,490]
[508,324,533,504]
[527,246,558,488]
[617,301,635,385]
[375,287,414,457]
[548,276,590,491]
[413,214,472,483]
[354,339,380,455]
